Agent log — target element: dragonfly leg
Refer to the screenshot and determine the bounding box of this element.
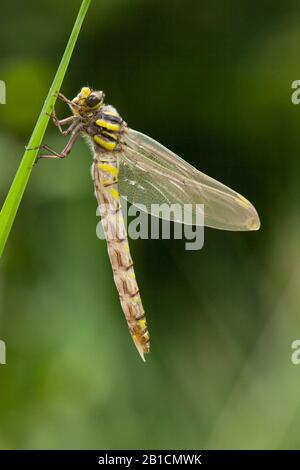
[57,92,72,104]
[32,131,79,163]
[26,120,82,160]
[51,108,78,135]
[57,92,81,113]
[38,133,78,161]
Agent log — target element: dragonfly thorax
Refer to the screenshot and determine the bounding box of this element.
[85,104,125,152]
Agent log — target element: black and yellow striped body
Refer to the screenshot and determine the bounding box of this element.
[58,86,150,360]
[88,105,124,152]
[82,97,150,359]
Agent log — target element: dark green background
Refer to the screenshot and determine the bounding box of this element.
[1,0,300,449]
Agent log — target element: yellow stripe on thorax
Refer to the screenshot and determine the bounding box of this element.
[96,119,121,132]
[102,131,118,140]
[94,135,117,151]
[104,110,120,117]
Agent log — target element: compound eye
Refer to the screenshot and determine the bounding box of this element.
[86,94,101,108]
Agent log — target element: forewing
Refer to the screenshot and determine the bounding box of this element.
[118,128,260,231]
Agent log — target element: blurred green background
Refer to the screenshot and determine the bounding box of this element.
[1,0,300,450]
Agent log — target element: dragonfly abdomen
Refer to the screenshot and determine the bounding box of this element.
[92,155,150,360]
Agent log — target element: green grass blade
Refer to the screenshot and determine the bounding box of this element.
[0,0,91,258]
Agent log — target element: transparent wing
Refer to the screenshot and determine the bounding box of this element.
[118,128,260,231]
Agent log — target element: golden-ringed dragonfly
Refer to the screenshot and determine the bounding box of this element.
[36,86,260,361]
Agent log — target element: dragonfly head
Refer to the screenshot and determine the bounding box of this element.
[71,87,105,115]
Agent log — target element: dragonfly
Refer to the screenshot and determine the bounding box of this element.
[37,86,260,361]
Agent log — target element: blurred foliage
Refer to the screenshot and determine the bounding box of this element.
[0,61,52,135]
[1,0,300,450]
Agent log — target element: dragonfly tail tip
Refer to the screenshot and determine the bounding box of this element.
[133,336,147,362]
